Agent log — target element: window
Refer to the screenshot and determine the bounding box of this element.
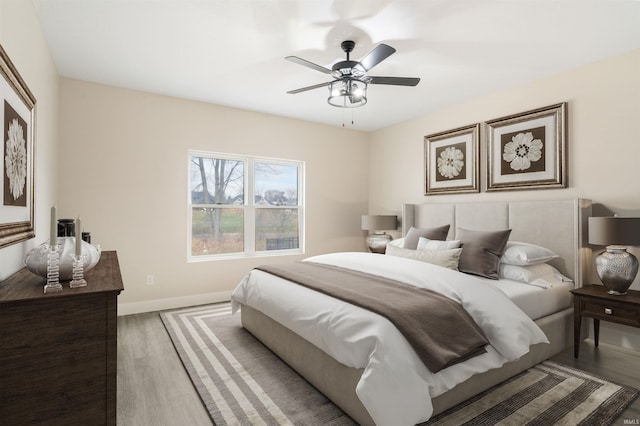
[188,151,304,260]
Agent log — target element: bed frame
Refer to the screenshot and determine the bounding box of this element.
[241,198,592,425]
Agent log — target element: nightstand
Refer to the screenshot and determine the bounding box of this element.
[571,284,640,358]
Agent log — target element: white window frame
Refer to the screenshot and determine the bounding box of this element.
[188,150,304,261]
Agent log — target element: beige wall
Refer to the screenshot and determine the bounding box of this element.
[58,79,369,313]
[368,48,640,349]
[4,0,640,350]
[0,0,59,280]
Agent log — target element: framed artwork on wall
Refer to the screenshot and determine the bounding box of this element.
[486,103,567,191]
[0,44,36,249]
[425,123,480,195]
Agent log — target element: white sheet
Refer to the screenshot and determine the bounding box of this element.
[480,277,573,320]
[231,252,548,426]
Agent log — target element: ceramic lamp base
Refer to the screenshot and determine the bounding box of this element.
[366,232,392,254]
[595,246,639,295]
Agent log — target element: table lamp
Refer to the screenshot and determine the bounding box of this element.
[361,215,397,253]
[588,216,640,295]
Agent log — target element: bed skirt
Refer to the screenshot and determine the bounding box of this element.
[240,304,574,426]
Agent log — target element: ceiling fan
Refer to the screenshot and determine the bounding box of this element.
[285,40,420,108]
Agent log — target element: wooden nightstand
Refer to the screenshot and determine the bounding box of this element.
[571,284,640,358]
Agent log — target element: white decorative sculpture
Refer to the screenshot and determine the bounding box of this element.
[24,237,101,281]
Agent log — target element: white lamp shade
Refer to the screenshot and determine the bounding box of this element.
[361,215,397,231]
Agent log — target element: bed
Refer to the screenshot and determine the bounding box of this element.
[231,199,592,425]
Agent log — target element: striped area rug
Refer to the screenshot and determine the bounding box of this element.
[161,302,354,425]
[424,362,638,426]
[161,303,638,426]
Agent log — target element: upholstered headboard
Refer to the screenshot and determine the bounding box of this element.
[402,199,592,287]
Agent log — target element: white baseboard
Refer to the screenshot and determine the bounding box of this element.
[117,290,232,316]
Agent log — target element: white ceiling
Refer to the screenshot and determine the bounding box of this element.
[34,0,640,132]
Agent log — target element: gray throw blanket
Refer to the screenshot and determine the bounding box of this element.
[255,261,488,373]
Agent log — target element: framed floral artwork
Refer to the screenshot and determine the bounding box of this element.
[0,44,36,249]
[486,103,566,192]
[425,123,479,195]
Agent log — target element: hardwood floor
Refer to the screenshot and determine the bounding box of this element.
[552,339,640,425]
[117,310,640,426]
[117,312,212,426]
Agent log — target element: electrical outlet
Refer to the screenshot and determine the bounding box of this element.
[146,275,154,285]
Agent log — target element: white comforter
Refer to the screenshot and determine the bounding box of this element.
[231,252,548,426]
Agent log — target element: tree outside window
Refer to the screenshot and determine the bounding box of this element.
[189,152,303,259]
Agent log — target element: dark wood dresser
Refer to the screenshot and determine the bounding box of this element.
[0,251,123,425]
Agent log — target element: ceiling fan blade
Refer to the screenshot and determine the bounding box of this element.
[287,82,331,94]
[358,44,396,71]
[368,76,420,86]
[285,56,334,75]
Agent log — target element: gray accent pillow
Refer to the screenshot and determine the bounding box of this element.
[403,225,450,250]
[457,228,512,279]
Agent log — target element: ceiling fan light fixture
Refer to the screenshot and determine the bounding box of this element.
[328,79,368,108]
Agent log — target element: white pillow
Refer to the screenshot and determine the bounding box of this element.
[386,244,462,270]
[388,238,404,248]
[417,237,461,251]
[499,263,572,288]
[500,241,559,266]
[527,276,574,289]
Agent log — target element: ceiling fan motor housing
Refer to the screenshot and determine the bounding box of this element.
[332,60,364,77]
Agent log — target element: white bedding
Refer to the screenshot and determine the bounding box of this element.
[481,277,573,320]
[231,252,549,426]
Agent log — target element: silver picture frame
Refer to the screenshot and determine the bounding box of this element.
[486,103,567,192]
[1,44,36,249]
[425,123,480,195]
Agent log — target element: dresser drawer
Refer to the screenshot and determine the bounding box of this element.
[582,299,640,325]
